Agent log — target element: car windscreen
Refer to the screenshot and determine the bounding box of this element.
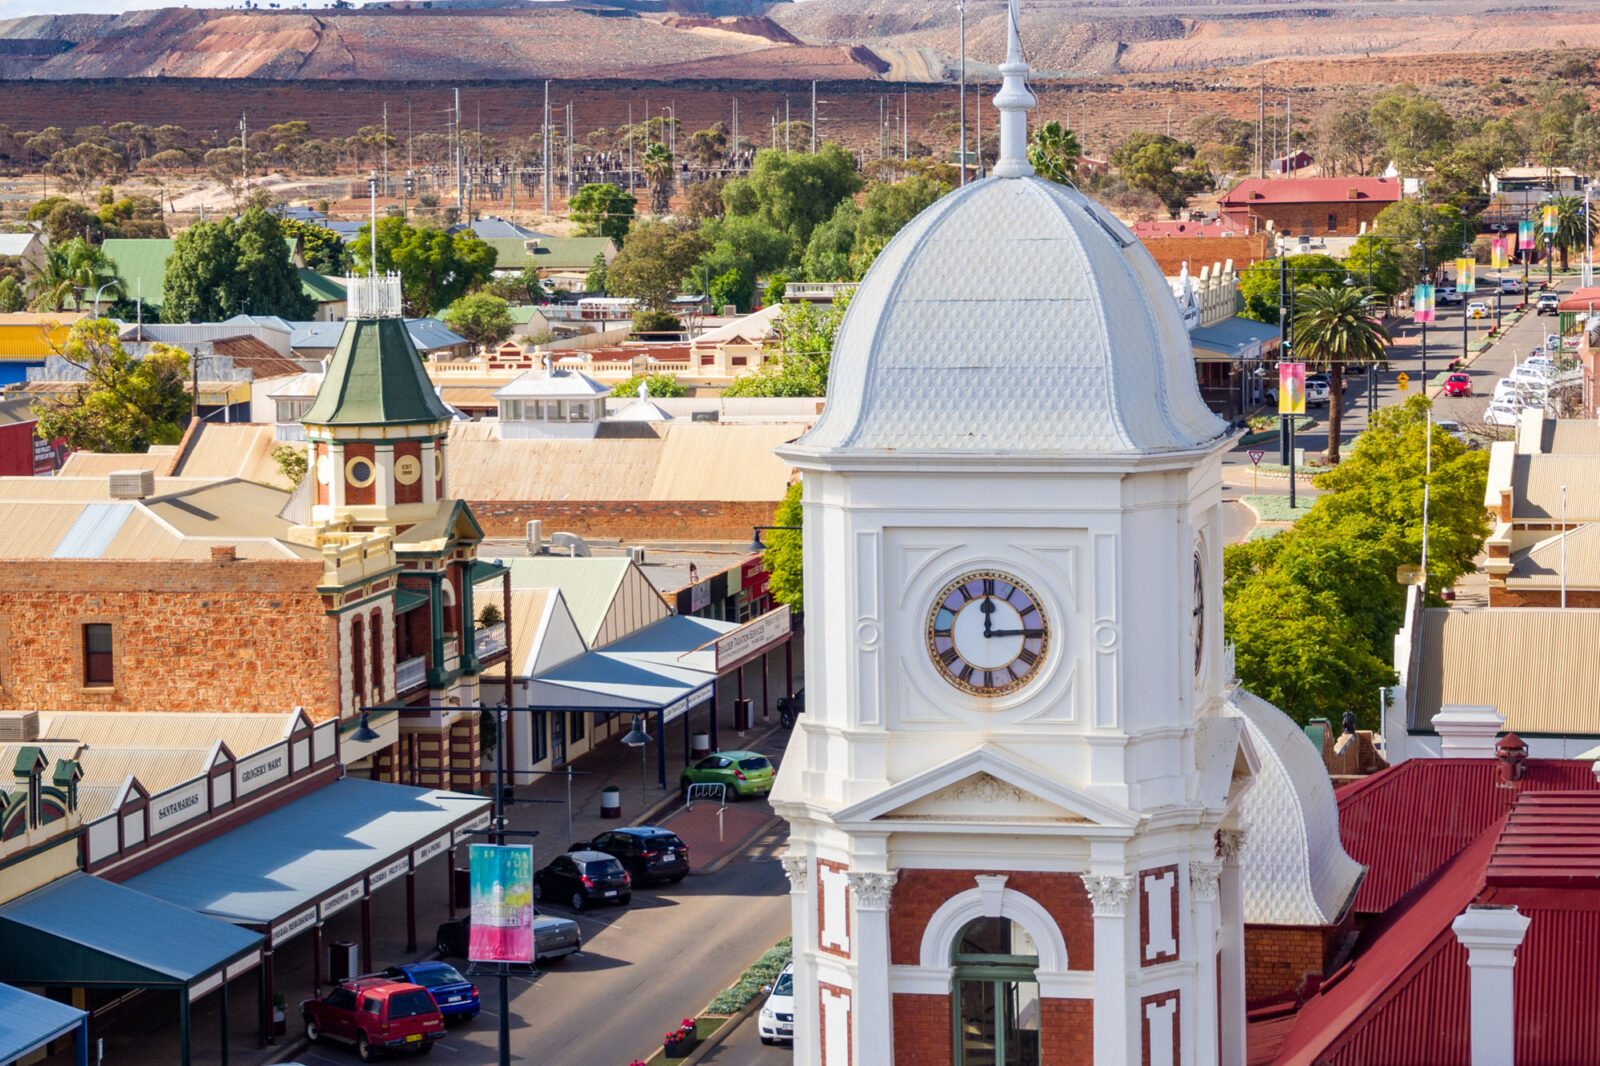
[738,757,770,771]
[774,973,794,996]
[411,966,467,989]
[586,858,625,876]
[386,990,439,1019]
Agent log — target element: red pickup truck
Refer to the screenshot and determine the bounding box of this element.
[301,976,445,1060]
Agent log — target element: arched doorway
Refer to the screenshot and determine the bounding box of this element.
[951,916,1042,1066]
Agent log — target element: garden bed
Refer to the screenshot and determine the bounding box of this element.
[1242,494,1314,523]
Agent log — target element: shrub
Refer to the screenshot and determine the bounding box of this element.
[706,937,791,1015]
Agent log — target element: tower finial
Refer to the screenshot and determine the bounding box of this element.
[992,0,1036,178]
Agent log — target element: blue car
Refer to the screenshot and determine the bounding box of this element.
[383,961,480,1021]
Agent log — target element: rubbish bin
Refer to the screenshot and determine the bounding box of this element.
[329,940,359,982]
[691,731,711,757]
[733,697,753,732]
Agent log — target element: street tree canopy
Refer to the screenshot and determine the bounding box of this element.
[722,144,862,251]
[569,182,637,245]
[604,222,709,311]
[31,318,190,452]
[1238,254,1348,325]
[351,218,498,316]
[163,208,314,322]
[443,292,514,350]
[762,480,803,613]
[721,295,849,398]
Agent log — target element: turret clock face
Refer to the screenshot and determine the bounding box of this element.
[925,570,1049,697]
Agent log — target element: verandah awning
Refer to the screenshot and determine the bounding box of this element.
[0,982,87,1063]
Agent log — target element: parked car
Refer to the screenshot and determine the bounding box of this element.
[758,963,796,1046]
[434,911,581,964]
[1305,371,1347,393]
[382,962,479,1022]
[301,977,445,1060]
[679,750,776,799]
[1510,362,1556,387]
[1500,277,1522,294]
[1468,301,1489,319]
[534,850,631,911]
[1485,399,1522,427]
[571,826,690,885]
[1304,378,1331,408]
[1434,419,1475,448]
[1536,292,1561,314]
[1443,373,1473,397]
[1438,288,1465,306]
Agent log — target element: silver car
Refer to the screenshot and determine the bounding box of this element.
[434,911,582,963]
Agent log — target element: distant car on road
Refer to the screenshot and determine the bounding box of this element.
[1303,378,1331,407]
[1485,399,1522,427]
[1468,301,1489,319]
[435,911,581,963]
[1536,292,1561,314]
[570,826,689,885]
[1434,418,1475,448]
[383,961,479,1022]
[679,750,776,799]
[1500,277,1522,294]
[534,850,631,911]
[1438,288,1465,306]
[1443,373,1473,397]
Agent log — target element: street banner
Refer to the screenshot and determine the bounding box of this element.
[1544,205,1559,233]
[1278,362,1306,416]
[1413,284,1436,323]
[1455,258,1476,294]
[468,844,534,964]
[1491,238,1509,269]
[1519,220,1535,250]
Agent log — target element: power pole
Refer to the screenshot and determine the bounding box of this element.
[543,81,551,215]
[1285,93,1292,170]
[903,85,908,161]
[811,81,817,153]
[383,101,389,197]
[454,87,463,213]
[626,101,634,194]
[785,96,790,153]
[958,0,966,186]
[1258,72,1266,179]
[239,113,247,197]
[975,75,983,178]
[732,97,739,170]
[566,102,574,199]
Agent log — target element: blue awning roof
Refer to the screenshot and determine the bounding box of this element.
[1191,316,1281,361]
[0,983,86,1061]
[526,614,737,712]
[0,873,261,989]
[124,777,490,927]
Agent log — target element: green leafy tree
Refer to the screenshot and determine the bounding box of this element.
[1550,194,1587,270]
[1368,84,1455,172]
[271,443,308,486]
[234,208,316,320]
[605,222,710,310]
[642,142,675,216]
[1109,132,1212,216]
[1291,286,1392,464]
[1027,120,1082,184]
[1238,254,1348,325]
[709,267,751,315]
[1369,200,1473,283]
[608,372,686,398]
[686,123,728,167]
[1343,236,1403,296]
[700,213,796,276]
[443,292,514,350]
[722,295,849,398]
[568,182,636,244]
[31,319,190,452]
[722,144,863,251]
[0,276,23,313]
[762,480,803,613]
[28,197,98,245]
[801,199,861,282]
[280,217,349,274]
[96,194,166,239]
[1313,104,1382,176]
[585,252,609,293]
[352,219,498,316]
[29,238,123,313]
[162,219,238,322]
[46,142,125,197]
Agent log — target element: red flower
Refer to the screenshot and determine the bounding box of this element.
[682,1019,696,1029]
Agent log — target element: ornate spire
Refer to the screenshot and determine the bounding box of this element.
[991,0,1036,179]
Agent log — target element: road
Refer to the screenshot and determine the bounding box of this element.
[696,1006,792,1066]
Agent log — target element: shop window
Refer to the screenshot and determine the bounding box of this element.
[570,710,586,743]
[83,624,113,686]
[531,711,548,764]
[351,617,366,704]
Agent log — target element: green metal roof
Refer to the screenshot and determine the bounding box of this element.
[0,872,261,988]
[302,316,454,427]
[298,268,347,303]
[505,557,631,646]
[394,588,430,614]
[103,237,300,313]
[484,236,614,272]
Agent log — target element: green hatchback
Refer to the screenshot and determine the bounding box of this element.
[680,750,775,799]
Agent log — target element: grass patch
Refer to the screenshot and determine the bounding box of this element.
[1242,494,1314,523]
[1246,525,1287,541]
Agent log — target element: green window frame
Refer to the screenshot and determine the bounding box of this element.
[950,917,1043,1066]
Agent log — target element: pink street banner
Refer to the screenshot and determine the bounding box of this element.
[1519,220,1535,250]
[1278,362,1305,416]
[1413,284,1436,323]
[468,844,534,964]
[1491,238,1509,269]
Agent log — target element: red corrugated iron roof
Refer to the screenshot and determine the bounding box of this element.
[1220,177,1403,207]
[1336,758,1599,914]
[1488,791,1600,889]
[1555,287,1600,313]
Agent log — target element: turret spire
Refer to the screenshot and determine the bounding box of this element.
[991,0,1036,179]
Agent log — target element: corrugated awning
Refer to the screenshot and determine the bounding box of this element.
[0,873,261,989]
[1191,317,1281,362]
[0,983,87,1061]
[470,559,509,585]
[393,588,429,614]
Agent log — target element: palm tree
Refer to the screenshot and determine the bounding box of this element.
[1292,285,1392,465]
[1026,120,1082,185]
[29,238,123,314]
[641,142,674,216]
[1551,194,1587,271]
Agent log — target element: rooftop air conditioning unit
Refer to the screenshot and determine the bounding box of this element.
[108,469,155,500]
[550,532,590,558]
[525,519,544,555]
[0,711,39,742]
[630,546,646,565]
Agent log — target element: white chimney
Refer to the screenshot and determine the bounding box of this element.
[1433,705,1505,758]
[1451,905,1531,1066]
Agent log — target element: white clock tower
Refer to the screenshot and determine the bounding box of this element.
[769,6,1259,1064]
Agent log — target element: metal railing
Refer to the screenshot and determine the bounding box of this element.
[474,623,507,659]
[396,654,428,693]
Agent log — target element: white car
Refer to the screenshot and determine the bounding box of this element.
[758,963,795,1045]
[1304,378,1331,407]
[1438,288,1465,306]
[1468,301,1489,319]
[1500,277,1522,294]
[1484,400,1522,427]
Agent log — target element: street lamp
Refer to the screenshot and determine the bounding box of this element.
[749,524,802,552]
[620,714,652,806]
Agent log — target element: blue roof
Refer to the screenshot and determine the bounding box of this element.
[528,615,737,711]
[0,873,262,988]
[125,777,489,925]
[0,983,86,1061]
[1190,316,1280,358]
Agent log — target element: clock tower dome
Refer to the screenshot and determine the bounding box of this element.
[769,5,1258,1064]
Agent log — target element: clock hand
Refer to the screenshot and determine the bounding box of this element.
[981,596,995,637]
[987,628,1043,638]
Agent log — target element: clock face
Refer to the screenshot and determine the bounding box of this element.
[926,570,1049,697]
[1192,551,1205,677]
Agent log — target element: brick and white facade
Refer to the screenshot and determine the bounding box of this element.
[769,10,1257,1063]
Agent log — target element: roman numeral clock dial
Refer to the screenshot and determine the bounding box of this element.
[925,570,1050,697]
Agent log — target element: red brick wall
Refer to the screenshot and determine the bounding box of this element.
[0,558,339,719]
[892,993,951,1065]
[889,868,1094,970]
[394,440,423,505]
[1244,925,1333,1003]
[344,441,376,506]
[466,499,779,542]
[1243,200,1390,237]
[1488,586,1600,608]
[1042,997,1093,1063]
[1140,990,1180,1066]
[1140,233,1274,276]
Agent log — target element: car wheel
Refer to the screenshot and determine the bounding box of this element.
[415,1042,434,1056]
[357,1033,376,1062]
[304,1016,321,1043]
[571,890,587,912]
[620,893,632,906]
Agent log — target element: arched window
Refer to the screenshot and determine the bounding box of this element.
[950,917,1041,1066]
[369,608,384,701]
[351,616,366,708]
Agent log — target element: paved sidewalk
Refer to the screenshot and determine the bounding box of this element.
[48,641,804,1066]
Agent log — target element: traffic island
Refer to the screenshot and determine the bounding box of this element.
[1241,494,1314,523]
[631,937,793,1065]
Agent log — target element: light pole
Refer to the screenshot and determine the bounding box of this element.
[1167,106,1175,137]
[958,0,966,186]
[621,714,652,805]
[1417,231,1430,387]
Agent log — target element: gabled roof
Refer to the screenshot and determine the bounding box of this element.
[494,366,610,400]
[298,268,347,303]
[0,981,85,1062]
[482,236,615,271]
[301,316,453,428]
[1219,178,1403,207]
[505,556,633,646]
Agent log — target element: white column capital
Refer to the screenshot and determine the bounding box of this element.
[1190,860,1222,902]
[1215,828,1246,864]
[847,869,897,909]
[1084,874,1133,917]
[1452,905,1530,962]
[780,853,809,892]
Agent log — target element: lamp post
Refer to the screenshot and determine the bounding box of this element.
[1417,232,1430,387]
[749,524,802,552]
[1462,244,1473,366]
[958,0,966,187]
[621,714,652,805]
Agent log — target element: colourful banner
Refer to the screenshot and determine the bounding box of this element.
[1278,361,1306,416]
[1414,284,1436,323]
[468,844,534,964]
[1491,238,1509,269]
[1544,204,1558,233]
[1519,220,1535,250]
[1455,258,1476,294]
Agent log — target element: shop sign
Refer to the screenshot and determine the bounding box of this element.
[367,856,411,892]
[690,581,711,613]
[320,881,363,919]
[149,780,207,837]
[714,605,791,672]
[454,810,492,845]
[414,832,451,867]
[236,744,288,797]
[272,906,318,947]
[742,558,770,601]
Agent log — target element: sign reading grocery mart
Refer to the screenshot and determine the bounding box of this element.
[713,605,792,672]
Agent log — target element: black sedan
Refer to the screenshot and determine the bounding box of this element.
[570,827,689,886]
[534,850,631,911]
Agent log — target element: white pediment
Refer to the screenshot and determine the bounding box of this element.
[832,745,1140,831]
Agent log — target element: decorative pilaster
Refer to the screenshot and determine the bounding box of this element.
[781,852,816,1066]
[847,870,896,1066]
[1086,874,1134,1066]
[374,443,395,508]
[1216,830,1247,1066]
[1190,860,1223,1065]
[780,853,809,892]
